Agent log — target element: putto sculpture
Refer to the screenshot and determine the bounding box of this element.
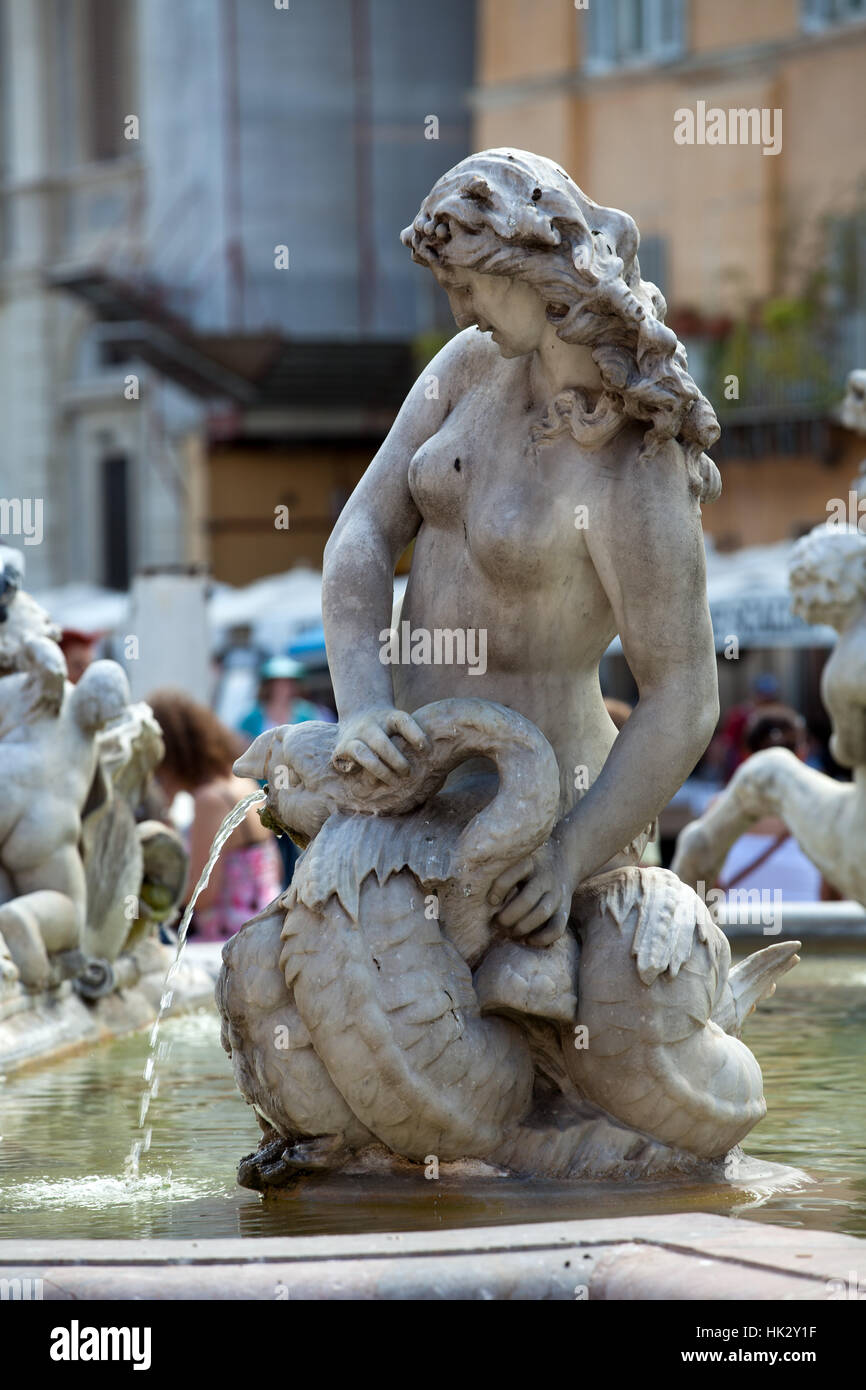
[218,150,799,1184]
[0,548,186,1000]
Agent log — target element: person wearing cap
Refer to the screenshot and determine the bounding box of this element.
[237,655,322,742]
[237,656,326,887]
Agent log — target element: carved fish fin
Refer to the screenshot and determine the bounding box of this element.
[576,867,725,986]
[721,940,801,1035]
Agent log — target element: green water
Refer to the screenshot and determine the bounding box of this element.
[0,952,863,1241]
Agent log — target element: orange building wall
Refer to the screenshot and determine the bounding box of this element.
[478,0,578,84]
[704,438,865,550]
[472,0,866,561]
[475,1,866,314]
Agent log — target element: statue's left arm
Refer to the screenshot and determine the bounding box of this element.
[557,438,720,885]
[488,438,719,943]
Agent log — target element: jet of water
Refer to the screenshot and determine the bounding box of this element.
[125,789,266,1179]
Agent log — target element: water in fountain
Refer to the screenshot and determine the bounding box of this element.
[125,789,266,1178]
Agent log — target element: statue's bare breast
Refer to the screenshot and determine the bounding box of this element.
[403,353,619,671]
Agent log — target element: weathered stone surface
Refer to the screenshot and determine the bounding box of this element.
[0,549,189,1063]
[0,1213,862,1300]
[0,942,216,1074]
[218,150,798,1186]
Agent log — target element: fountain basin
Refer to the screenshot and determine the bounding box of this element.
[0,945,863,1299]
[1,1213,864,1300]
[719,899,866,941]
[0,939,218,1075]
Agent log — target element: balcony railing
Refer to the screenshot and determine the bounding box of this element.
[0,156,144,273]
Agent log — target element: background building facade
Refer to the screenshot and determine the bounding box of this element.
[0,0,474,588]
[2,0,865,591]
[474,0,866,550]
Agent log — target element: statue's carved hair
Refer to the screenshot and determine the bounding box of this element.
[402,148,721,504]
[789,523,866,618]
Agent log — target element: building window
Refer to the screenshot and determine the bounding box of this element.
[636,233,668,298]
[584,0,685,72]
[84,0,134,162]
[102,453,131,590]
[802,0,866,30]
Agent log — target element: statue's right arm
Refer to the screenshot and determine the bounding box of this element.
[322,330,473,780]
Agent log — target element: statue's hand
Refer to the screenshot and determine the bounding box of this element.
[20,635,66,716]
[331,706,429,783]
[487,838,572,948]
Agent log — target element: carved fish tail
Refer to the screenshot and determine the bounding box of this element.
[566,867,770,1159]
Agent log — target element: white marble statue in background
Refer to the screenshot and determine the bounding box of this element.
[841,368,866,435]
[674,369,866,904]
[841,368,866,502]
[218,149,800,1186]
[0,550,186,993]
[79,701,187,988]
[673,522,866,905]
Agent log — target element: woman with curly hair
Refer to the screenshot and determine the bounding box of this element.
[323,148,721,943]
[148,689,282,941]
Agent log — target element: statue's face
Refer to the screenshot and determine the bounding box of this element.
[439,268,549,358]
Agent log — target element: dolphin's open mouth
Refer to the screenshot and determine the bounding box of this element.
[258,793,310,851]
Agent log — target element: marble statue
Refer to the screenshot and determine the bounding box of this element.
[841,368,866,501]
[218,149,799,1184]
[78,701,187,995]
[841,368,866,436]
[0,550,186,995]
[673,522,866,906]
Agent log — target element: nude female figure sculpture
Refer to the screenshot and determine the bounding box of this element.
[218,150,799,1184]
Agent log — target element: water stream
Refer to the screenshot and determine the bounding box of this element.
[124,790,266,1179]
